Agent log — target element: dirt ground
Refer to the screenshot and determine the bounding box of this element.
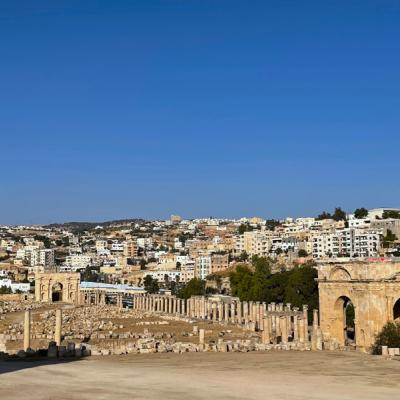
[1,351,399,400]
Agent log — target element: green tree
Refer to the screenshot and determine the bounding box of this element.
[383,229,398,248]
[284,265,319,312]
[265,219,281,231]
[144,275,159,294]
[229,265,254,301]
[229,259,318,313]
[0,286,12,294]
[382,210,400,219]
[372,322,400,354]
[238,223,253,234]
[237,251,248,262]
[298,249,308,257]
[332,207,347,221]
[81,266,99,282]
[354,208,368,219]
[140,258,147,270]
[316,211,332,220]
[177,278,205,299]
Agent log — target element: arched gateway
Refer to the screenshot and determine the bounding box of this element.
[317,260,400,351]
[35,272,80,304]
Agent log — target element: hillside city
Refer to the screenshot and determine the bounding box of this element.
[1,207,399,295]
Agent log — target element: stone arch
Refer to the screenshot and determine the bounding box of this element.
[329,267,352,281]
[393,298,400,321]
[333,295,356,346]
[51,282,63,302]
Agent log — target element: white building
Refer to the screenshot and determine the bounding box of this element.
[195,256,211,280]
[144,270,181,283]
[0,279,30,293]
[312,228,381,259]
[65,254,92,270]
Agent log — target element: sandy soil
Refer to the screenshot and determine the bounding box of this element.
[1,351,399,400]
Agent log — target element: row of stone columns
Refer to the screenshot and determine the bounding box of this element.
[129,294,317,340]
[80,291,107,306]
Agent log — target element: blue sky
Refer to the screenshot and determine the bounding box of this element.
[1,1,399,224]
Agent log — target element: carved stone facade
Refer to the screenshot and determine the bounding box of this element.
[35,273,80,304]
[317,260,400,351]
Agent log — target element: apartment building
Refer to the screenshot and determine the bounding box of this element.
[123,239,138,258]
[144,270,181,283]
[210,253,229,274]
[312,228,380,259]
[371,219,400,239]
[180,262,195,283]
[195,256,211,280]
[65,254,93,270]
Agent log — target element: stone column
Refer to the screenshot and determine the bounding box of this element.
[303,305,309,342]
[230,302,235,323]
[299,318,305,344]
[218,302,223,322]
[313,309,319,331]
[186,298,191,317]
[248,301,253,321]
[224,302,229,324]
[55,309,62,346]
[23,310,31,351]
[280,316,288,344]
[237,301,242,325]
[243,301,249,325]
[311,309,319,350]
[293,314,299,342]
[212,302,217,322]
[258,304,264,331]
[199,329,205,345]
[262,317,271,344]
[255,302,260,327]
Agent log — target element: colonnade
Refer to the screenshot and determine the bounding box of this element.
[130,294,320,344]
[77,290,321,346]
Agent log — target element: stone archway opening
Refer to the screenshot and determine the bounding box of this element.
[334,296,356,346]
[52,282,63,302]
[394,298,400,321]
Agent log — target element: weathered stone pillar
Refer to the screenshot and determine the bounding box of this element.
[293,314,299,342]
[23,310,31,351]
[186,298,191,316]
[199,329,205,345]
[258,304,264,331]
[181,299,185,315]
[224,302,229,323]
[243,301,249,325]
[316,327,323,350]
[311,309,319,350]
[207,300,212,319]
[218,302,223,322]
[55,309,62,346]
[262,317,271,344]
[299,318,305,344]
[237,301,242,325]
[212,302,217,322]
[303,305,309,342]
[248,301,253,321]
[230,302,235,323]
[280,316,288,344]
[313,309,319,331]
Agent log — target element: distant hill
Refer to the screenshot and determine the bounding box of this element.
[45,218,147,233]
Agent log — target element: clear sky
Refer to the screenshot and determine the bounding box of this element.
[1,1,399,224]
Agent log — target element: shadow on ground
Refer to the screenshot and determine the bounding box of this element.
[0,356,85,375]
